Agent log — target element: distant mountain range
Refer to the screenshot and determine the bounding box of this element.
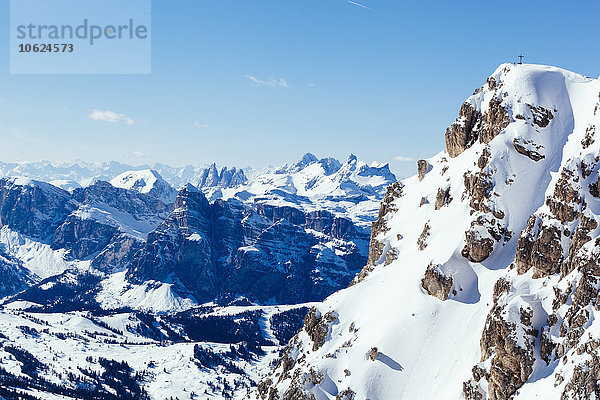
[0,153,396,306]
[0,153,395,227]
[0,153,396,398]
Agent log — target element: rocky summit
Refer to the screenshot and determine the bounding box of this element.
[255,64,600,400]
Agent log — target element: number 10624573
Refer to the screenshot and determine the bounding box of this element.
[18,43,74,53]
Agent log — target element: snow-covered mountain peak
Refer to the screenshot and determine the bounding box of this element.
[290,152,319,172]
[110,169,177,203]
[274,152,319,174]
[256,64,600,400]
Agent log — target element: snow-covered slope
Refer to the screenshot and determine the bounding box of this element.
[110,169,178,203]
[0,227,79,279]
[256,64,600,400]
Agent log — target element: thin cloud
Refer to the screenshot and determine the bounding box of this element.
[347,1,376,12]
[127,151,146,159]
[89,109,135,125]
[193,122,209,129]
[395,155,415,162]
[246,75,289,88]
[307,82,318,88]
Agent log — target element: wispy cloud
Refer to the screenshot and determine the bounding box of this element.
[193,122,209,129]
[246,75,289,88]
[394,155,415,162]
[89,109,135,125]
[307,82,318,88]
[126,151,146,159]
[347,1,376,12]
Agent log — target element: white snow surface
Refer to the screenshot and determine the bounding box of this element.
[72,203,162,241]
[259,64,600,399]
[110,169,178,203]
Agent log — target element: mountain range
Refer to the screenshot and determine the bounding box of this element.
[0,152,395,398]
[2,63,599,399]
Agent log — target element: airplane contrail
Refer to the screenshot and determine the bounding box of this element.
[347,1,375,12]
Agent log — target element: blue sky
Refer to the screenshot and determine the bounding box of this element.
[1,0,599,177]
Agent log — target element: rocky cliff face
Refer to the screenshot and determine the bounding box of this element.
[127,185,370,303]
[0,178,73,240]
[197,164,247,188]
[127,184,217,300]
[254,64,600,399]
[51,181,171,261]
[0,178,170,285]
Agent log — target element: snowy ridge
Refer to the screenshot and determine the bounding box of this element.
[256,64,600,399]
[0,160,246,192]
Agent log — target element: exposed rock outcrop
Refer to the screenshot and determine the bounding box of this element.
[304,308,337,351]
[445,95,510,158]
[421,264,453,300]
[0,178,73,239]
[465,298,536,400]
[515,215,564,277]
[463,171,494,213]
[513,138,545,161]
[434,187,452,210]
[353,182,404,284]
[417,160,431,181]
[445,102,482,158]
[51,216,120,260]
[527,103,554,128]
[417,223,430,251]
[462,230,495,263]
